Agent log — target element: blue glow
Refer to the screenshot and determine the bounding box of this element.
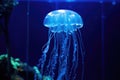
[37,9,85,80]
[112,1,116,5]
[99,0,103,3]
[19,0,120,2]
[65,0,75,2]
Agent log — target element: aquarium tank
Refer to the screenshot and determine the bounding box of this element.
[0,0,120,80]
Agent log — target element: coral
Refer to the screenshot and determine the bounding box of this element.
[0,54,36,80]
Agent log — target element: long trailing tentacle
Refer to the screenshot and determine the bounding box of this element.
[57,33,69,80]
[46,33,59,79]
[37,30,54,75]
[69,32,79,80]
[77,29,85,80]
[65,34,71,80]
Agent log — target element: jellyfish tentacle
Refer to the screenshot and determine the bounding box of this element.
[73,32,79,80]
[65,35,71,80]
[69,32,78,80]
[46,33,59,78]
[77,29,85,80]
[41,31,54,53]
[37,31,54,75]
[57,33,68,80]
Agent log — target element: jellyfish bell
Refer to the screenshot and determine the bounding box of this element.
[43,9,83,34]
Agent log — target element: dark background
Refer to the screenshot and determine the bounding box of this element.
[0,1,120,80]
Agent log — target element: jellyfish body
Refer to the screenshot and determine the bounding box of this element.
[37,9,85,80]
[44,9,83,34]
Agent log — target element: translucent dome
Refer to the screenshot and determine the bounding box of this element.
[43,9,83,33]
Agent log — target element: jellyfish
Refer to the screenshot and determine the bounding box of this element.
[37,9,85,80]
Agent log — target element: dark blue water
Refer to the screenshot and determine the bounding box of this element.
[0,1,120,80]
